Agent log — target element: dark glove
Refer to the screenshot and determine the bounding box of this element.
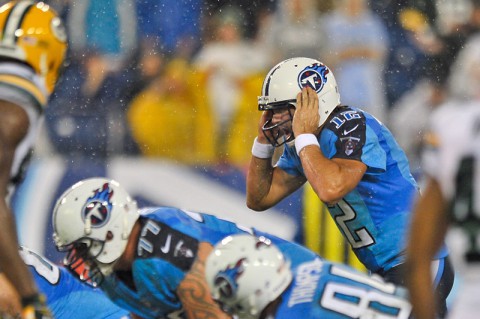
[21,293,52,319]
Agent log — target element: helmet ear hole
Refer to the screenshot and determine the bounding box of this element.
[106,231,114,241]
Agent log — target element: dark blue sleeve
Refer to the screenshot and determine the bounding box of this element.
[325,108,386,172]
[325,110,366,161]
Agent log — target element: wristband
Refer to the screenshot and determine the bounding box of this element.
[251,137,275,158]
[295,133,320,156]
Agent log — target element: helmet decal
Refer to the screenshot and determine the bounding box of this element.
[297,63,329,93]
[214,258,246,299]
[81,183,114,228]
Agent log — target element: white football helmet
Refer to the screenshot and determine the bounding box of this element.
[258,57,341,146]
[205,234,292,319]
[52,177,139,285]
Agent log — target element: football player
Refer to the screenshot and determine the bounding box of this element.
[51,177,330,319]
[0,1,67,318]
[406,35,480,319]
[245,57,454,317]
[206,233,412,319]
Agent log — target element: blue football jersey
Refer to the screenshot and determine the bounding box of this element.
[19,246,130,319]
[275,255,412,318]
[277,106,447,272]
[100,207,319,319]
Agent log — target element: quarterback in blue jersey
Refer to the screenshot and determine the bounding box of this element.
[0,246,131,319]
[51,177,319,319]
[246,57,453,316]
[206,234,412,319]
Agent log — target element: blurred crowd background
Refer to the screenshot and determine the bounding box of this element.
[26,0,478,176]
[5,0,480,264]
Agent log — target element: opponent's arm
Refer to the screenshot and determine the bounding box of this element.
[293,87,366,205]
[177,242,232,319]
[246,111,306,211]
[0,102,44,307]
[405,178,449,319]
[0,273,21,318]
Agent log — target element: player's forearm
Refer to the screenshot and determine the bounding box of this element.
[246,156,275,211]
[178,242,232,319]
[0,200,37,297]
[407,180,448,263]
[406,179,448,319]
[0,273,22,317]
[406,240,437,319]
[407,261,436,319]
[299,146,352,204]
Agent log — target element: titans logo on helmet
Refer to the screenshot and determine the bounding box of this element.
[81,183,114,227]
[297,63,329,93]
[214,258,246,299]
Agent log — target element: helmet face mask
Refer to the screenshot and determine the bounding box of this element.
[52,178,139,286]
[258,57,341,147]
[205,235,293,319]
[60,239,106,286]
[260,102,296,147]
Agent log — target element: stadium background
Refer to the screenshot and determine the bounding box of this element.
[7,0,479,274]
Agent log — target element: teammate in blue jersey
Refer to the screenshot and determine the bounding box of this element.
[52,177,322,319]
[206,233,412,319]
[0,246,131,319]
[246,57,454,317]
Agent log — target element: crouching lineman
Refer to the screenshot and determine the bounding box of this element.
[206,234,413,319]
[52,177,326,319]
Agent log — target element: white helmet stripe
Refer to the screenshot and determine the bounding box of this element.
[2,1,34,46]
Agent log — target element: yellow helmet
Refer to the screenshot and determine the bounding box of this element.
[0,1,67,93]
